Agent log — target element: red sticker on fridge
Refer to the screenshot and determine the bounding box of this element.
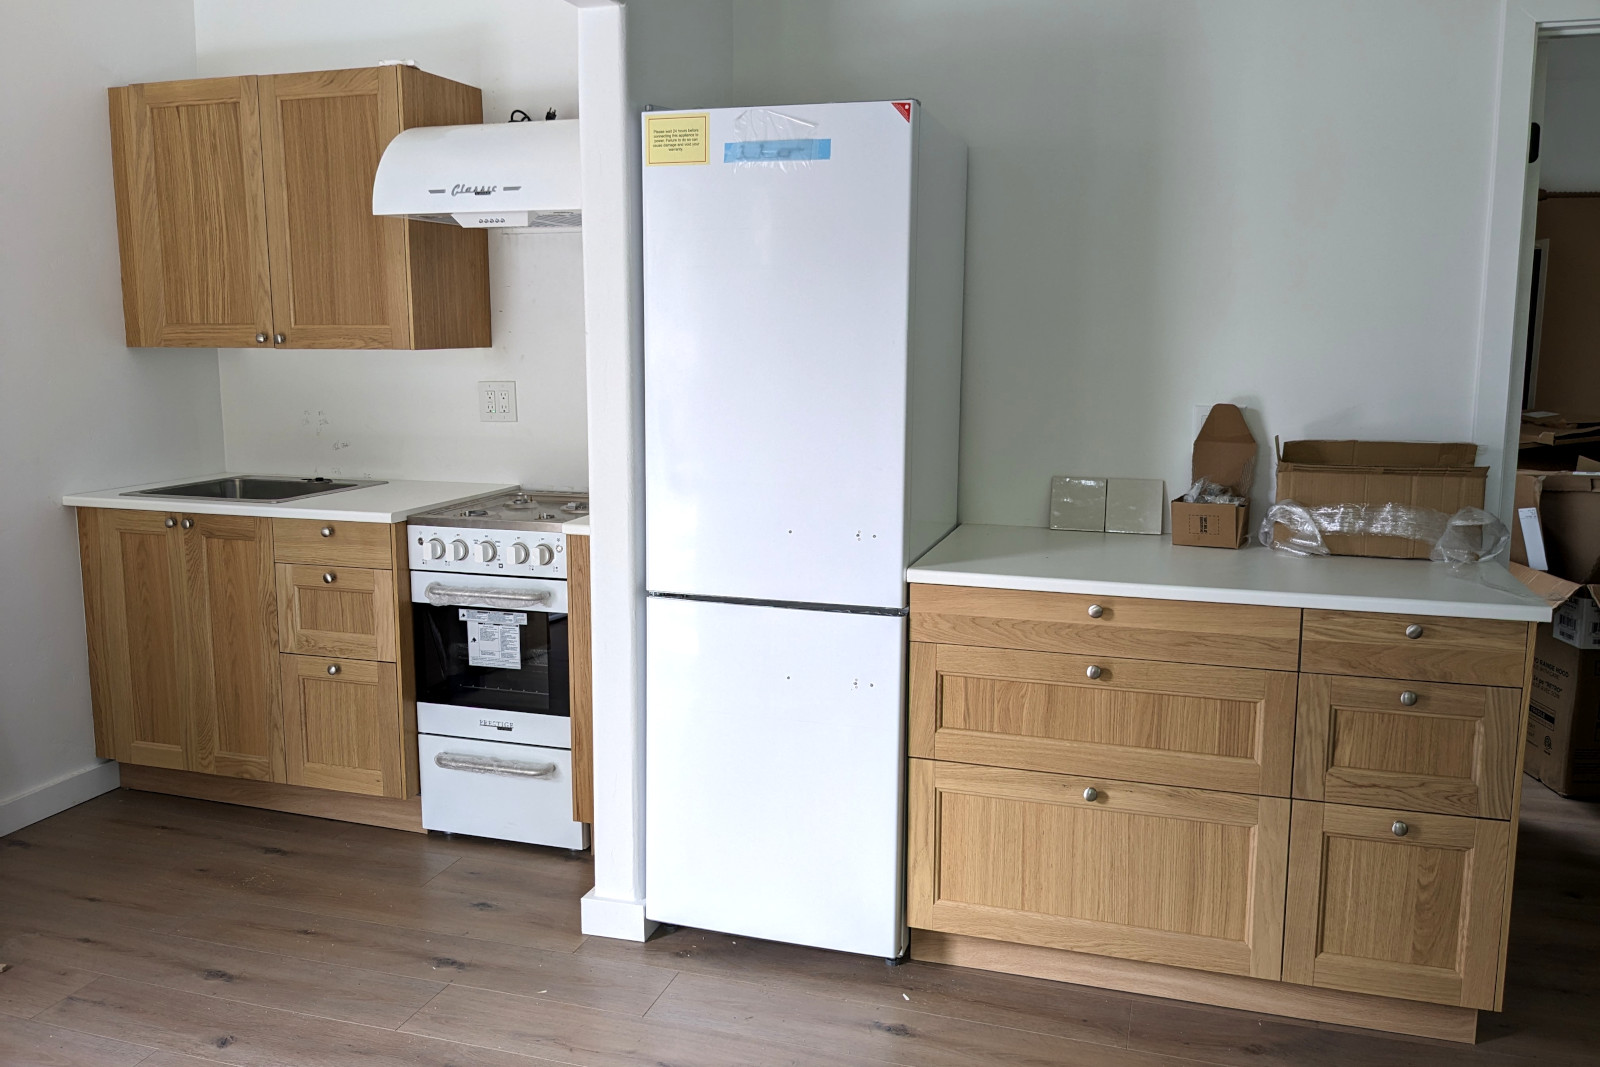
[892,102,911,122]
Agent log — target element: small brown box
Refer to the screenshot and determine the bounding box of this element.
[1272,439,1487,559]
[1171,404,1256,549]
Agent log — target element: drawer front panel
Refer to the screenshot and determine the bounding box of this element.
[277,564,397,661]
[910,584,1301,671]
[908,760,1289,979]
[272,518,394,569]
[1283,801,1509,1009]
[910,643,1295,796]
[280,654,405,798]
[1294,675,1521,818]
[1300,610,1528,686]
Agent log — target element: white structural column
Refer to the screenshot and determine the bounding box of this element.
[571,0,654,942]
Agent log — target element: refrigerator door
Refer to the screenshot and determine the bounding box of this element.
[645,595,906,958]
[645,101,916,610]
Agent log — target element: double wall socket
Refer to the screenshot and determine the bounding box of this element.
[479,381,518,422]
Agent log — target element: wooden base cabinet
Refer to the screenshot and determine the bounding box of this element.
[78,509,279,778]
[280,655,407,798]
[907,582,1539,1041]
[1283,801,1510,1010]
[908,759,1289,980]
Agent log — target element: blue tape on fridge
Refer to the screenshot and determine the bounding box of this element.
[723,138,832,163]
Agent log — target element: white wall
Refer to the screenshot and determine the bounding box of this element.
[195,0,590,491]
[709,0,1505,525]
[1540,35,1600,192]
[0,1,222,834]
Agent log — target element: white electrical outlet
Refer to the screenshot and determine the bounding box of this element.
[478,381,517,422]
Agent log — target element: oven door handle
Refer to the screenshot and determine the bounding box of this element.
[433,751,559,779]
[423,582,552,610]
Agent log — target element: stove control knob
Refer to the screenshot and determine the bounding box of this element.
[427,538,446,560]
[537,543,556,566]
[512,542,531,565]
[451,539,469,561]
[478,541,497,563]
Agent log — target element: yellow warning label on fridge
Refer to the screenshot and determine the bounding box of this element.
[647,113,710,165]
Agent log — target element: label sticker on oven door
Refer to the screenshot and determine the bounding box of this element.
[460,610,527,669]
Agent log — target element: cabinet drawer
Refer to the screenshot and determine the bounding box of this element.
[908,759,1289,979]
[1293,675,1522,818]
[277,565,398,661]
[272,519,394,569]
[1284,801,1509,1009]
[910,643,1296,796]
[910,584,1300,671]
[1300,610,1528,686]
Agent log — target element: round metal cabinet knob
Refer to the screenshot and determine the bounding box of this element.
[320,526,334,538]
[1399,690,1419,707]
[322,572,336,584]
[1085,664,1103,680]
[326,664,341,676]
[181,518,193,529]
[164,517,177,528]
[1405,623,1424,640]
[255,332,268,344]
[1087,604,1105,619]
[1083,787,1099,802]
[274,332,286,345]
[1392,820,1409,837]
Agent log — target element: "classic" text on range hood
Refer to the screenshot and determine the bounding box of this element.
[372,119,580,229]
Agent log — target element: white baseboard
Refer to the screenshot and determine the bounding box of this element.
[581,888,659,941]
[0,760,121,838]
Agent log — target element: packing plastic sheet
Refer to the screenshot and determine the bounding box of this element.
[1180,478,1246,505]
[1260,501,1511,565]
[727,108,828,172]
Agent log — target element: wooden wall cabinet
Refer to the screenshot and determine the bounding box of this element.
[109,66,489,350]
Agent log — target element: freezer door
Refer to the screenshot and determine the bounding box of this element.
[644,101,916,609]
[645,596,906,958]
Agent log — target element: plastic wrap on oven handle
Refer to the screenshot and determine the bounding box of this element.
[433,751,558,779]
[423,582,552,610]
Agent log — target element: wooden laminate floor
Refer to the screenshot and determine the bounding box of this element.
[1,781,1595,1067]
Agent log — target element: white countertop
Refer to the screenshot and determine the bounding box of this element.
[63,476,518,524]
[564,514,590,535]
[908,524,1552,622]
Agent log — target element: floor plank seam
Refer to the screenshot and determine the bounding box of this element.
[639,968,680,1017]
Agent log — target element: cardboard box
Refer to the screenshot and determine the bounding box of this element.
[1526,625,1600,798]
[1272,439,1487,558]
[1171,404,1256,549]
[1511,468,1600,648]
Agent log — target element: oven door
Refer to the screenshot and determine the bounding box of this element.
[410,572,570,725]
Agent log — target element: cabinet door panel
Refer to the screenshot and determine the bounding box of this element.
[281,655,405,797]
[1283,801,1509,1009]
[276,564,397,661]
[109,77,273,347]
[908,760,1289,979]
[184,516,282,781]
[1294,675,1521,818]
[86,510,190,769]
[259,68,409,349]
[910,643,1295,795]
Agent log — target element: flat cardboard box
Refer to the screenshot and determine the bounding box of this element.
[1172,403,1256,550]
[1526,625,1600,798]
[1272,439,1487,559]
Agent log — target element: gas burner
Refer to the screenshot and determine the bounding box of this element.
[411,488,590,533]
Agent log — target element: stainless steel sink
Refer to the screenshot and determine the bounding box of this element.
[123,475,386,504]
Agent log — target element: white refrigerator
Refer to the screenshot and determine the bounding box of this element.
[642,100,966,958]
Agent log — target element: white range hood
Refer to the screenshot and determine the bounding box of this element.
[372,120,580,229]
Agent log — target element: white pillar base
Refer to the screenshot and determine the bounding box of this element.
[581,888,658,942]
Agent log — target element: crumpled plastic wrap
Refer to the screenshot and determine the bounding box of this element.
[726,108,829,172]
[1259,501,1510,565]
[1181,478,1246,505]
